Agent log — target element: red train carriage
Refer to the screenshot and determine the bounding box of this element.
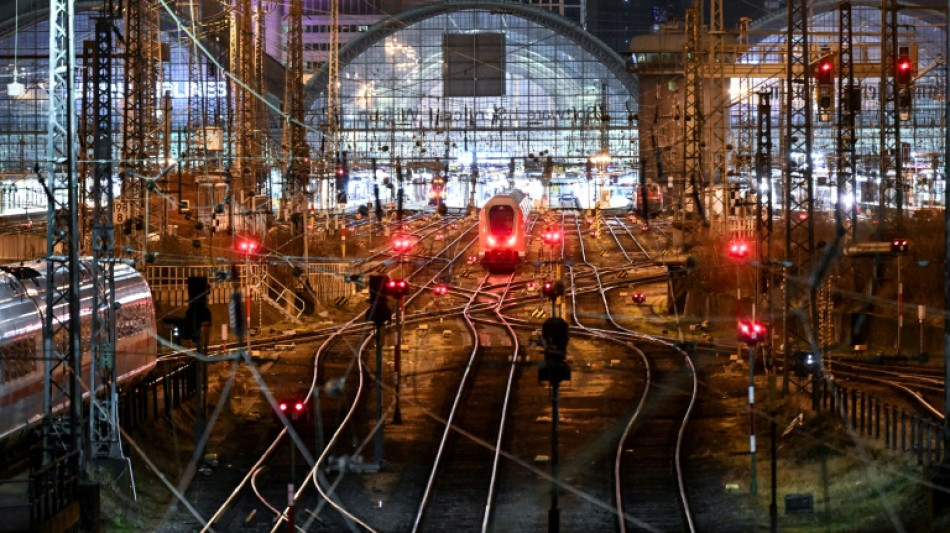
[478,190,532,273]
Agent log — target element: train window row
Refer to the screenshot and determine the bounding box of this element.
[0,337,37,384]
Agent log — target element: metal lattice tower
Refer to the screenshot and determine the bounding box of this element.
[254,2,268,195]
[784,0,817,354]
[682,6,705,221]
[233,0,259,199]
[755,91,774,354]
[283,0,310,223]
[879,0,903,228]
[43,0,83,462]
[121,0,161,263]
[708,0,728,224]
[733,18,754,189]
[326,0,341,212]
[88,15,122,460]
[185,0,208,170]
[837,1,858,241]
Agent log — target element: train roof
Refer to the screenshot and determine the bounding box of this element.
[484,189,529,205]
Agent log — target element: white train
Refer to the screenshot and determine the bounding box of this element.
[0,260,157,442]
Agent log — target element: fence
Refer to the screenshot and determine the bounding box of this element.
[813,377,947,466]
[145,262,356,308]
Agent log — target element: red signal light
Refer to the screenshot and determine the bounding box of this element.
[815,56,834,85]
[279,402,288,412]
[433,284,449,296]
[541,227,562,245]
[737,320,767,344]
[295,402,305,412]
[237,239,259,255]
[728,239,750,260]
[393,235,413,254]
[632,292,646,305]
[386,278,408,297]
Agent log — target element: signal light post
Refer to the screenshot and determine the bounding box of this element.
[738,319,766,496]
[279,398,306,531]
[815,54,835,120]
[237,238,260,351]
[895,48,915,119]
[538,317,571,533]
[386,277,409,425]
[728,238,750,357]
[892,238,909,356]
[541,279,565,318]
[367,275,391,465]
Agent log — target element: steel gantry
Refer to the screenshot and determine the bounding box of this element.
[682,6,706,222]
[43,0,83,463]
[784,0,818,365]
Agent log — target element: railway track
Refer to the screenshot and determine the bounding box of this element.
[570,211,698,532]
[411,274,520,531]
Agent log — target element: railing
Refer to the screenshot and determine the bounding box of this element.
[30,450,80,530]
[146,264,238,306]
[145,262,357,310]
[255,269,304,323]
[812,377,948,466]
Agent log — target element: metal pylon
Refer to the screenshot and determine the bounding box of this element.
[87,14,123,461]
[682,6,706,222]
[837,0,858,242]
[43,0,83,463]
[283,0,310,225]
[784,0,818,366]
[879,0,904,229]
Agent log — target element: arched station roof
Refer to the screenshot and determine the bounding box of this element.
[305,0,638,108]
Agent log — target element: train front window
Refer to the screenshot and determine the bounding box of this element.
[488,205,514,235]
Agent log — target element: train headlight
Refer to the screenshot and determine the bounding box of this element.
[487,235,497,247]
[507,235,517,247]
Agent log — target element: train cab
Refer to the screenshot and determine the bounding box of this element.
[478,190,532,273]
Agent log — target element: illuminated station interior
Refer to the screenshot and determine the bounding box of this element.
[0,1,944,220]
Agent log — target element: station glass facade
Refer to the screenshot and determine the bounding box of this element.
[306,4,640,185]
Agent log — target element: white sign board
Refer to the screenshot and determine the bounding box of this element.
[113,200,132,226]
